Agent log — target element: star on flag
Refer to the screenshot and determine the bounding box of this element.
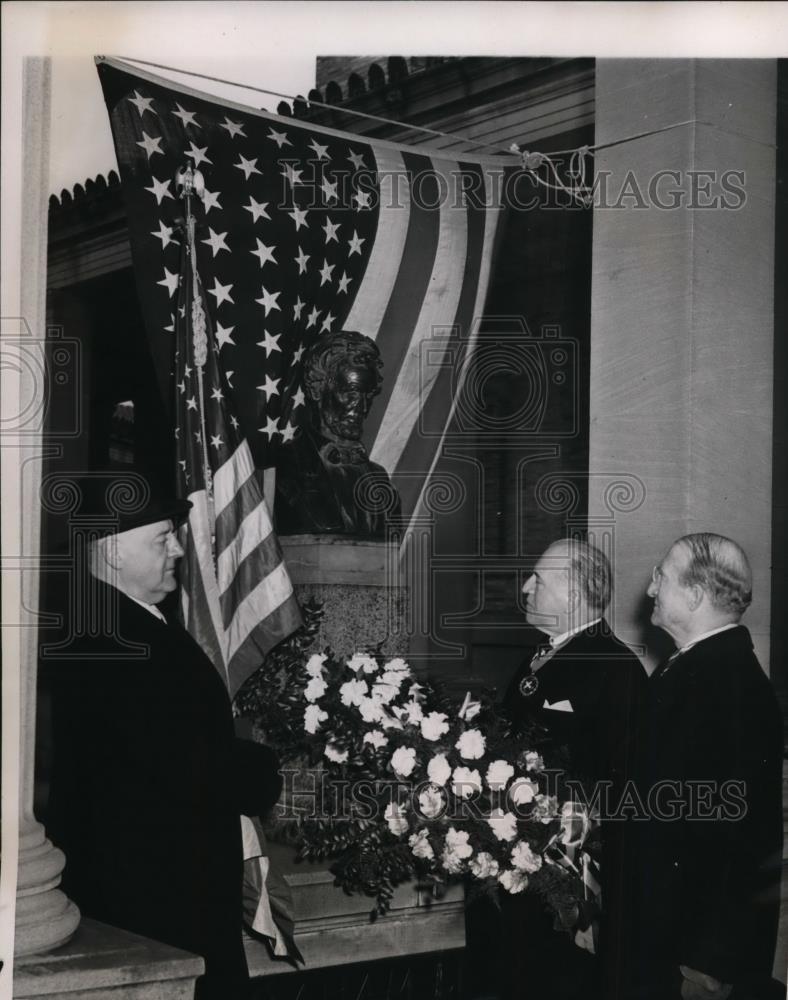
[219,117,246,138]
[173,103,200,128]
[256,287,281,316]
[157,267,179,297]
[267,127,291,148]
[215,323,236,349]
[136,132,163,159]
[243,196,271,222]
[145,176,173,205]
[251,240,277,268]
[209,280,234,306]
[257,331,281,357]
[202,229,230,257]
[235,154,261,180]
[128,90,156,116]
[258,375,281,399]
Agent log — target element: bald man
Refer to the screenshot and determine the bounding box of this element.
[641,533,783,1000]
[498,538,648,1000]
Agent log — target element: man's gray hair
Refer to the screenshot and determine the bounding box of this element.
[676,532,752,617]
[565,539,612,616]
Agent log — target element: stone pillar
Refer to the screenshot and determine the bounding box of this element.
[1,56,80,964]
[588,59,776,669]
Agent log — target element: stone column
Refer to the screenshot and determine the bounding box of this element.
[1,56,80,963]
[588,59,776,669]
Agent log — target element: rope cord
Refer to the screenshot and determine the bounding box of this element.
[106,56,774,208]
[112,54,513,157]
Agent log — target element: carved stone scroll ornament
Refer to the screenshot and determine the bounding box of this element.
[274,331,402,537]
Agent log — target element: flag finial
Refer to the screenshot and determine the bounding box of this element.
[175,161,205,200]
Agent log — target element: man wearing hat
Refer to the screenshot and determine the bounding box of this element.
[41,474,282,999]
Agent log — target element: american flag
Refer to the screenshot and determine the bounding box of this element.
[96,57,511,524]
[172,183,302,696]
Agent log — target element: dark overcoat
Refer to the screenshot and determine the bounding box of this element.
[640,625,783,996]
[499,622,649,1000]
[41,578,281,998]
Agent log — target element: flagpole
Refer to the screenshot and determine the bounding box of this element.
[176,161,216,556]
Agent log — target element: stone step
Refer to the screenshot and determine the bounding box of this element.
[13,920,203,999]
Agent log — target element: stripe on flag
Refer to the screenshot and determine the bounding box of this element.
[344,146,410,339]
[370,157,469,474]
[396,163,504,520]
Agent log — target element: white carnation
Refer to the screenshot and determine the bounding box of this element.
[487,809,518,842]
[441,827,473,873]
[511,840,543,873]
[455,728,486,760]
[363,729,388,750]
[347,653,379,675]
[339,678,368,707]
[304,704,328,734]
[358,696,385,724]
[385,802,409,837]
[371,681,399,704]
[391,746,417,777]
[486,759,515,790]
[509,778,539,807]
[417,784,446,820]
[420,711,450,742]
[498,868,529,894]
[304,676,327,702]
[452,766,482,799]
[427,753,452,786]
[325,743,348,763]
[408,828,434,860]
[533,794,559,823]
[445,827,473,857]
[469,852,500,879]
[305,653,327,677]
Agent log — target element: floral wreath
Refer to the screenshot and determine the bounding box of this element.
[236,603,600,945]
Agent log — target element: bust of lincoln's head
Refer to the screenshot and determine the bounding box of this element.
[302,330,383,444]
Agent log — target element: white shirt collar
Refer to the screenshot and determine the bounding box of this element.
[677,621,738,654]
[128,595,167,623]
[548,618,602,649]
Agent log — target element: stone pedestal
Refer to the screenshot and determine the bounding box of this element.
[281,535,409,657]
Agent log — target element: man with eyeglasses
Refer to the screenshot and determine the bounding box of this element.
[639,533,783,1000]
